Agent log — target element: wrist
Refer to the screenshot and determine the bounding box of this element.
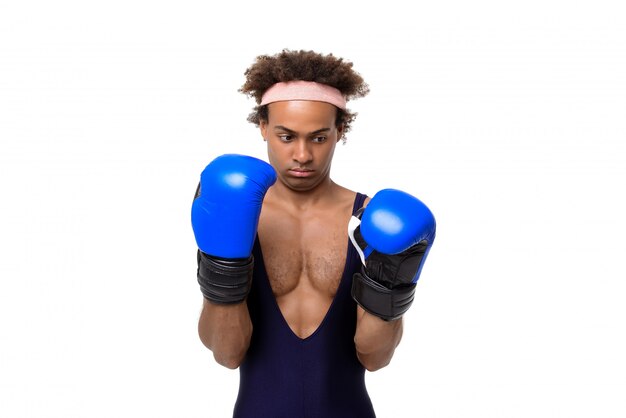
[197,250,253,304]
[351,268,415,321]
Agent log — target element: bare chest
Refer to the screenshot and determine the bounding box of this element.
[258,215,348,298]
[255,191,357,339]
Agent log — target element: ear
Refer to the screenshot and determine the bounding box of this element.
[260,120,268,141]
[336,123,345,142]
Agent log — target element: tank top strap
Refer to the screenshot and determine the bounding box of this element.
[352,192,368,215]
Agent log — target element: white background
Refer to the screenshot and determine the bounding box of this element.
[1,0,625,417]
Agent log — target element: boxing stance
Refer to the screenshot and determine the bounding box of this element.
[192,50,436,418]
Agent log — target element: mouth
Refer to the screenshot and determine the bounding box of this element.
[288,168,315,178]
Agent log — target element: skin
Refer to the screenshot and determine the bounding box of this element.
[198,100,403,371]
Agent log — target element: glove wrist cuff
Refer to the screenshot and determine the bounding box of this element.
[197,250,253,304]
[351,269,416,321]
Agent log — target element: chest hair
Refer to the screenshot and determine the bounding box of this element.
[259,217,348,298]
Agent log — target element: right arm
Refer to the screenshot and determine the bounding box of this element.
[198,298,252,369]
[191,154,276,369]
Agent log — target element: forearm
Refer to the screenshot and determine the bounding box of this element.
[198,297,252,369]
[354,306,403,371]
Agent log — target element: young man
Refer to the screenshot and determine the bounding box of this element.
[191,50,436,417]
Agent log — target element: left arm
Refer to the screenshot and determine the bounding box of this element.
[354,306,403,371]
[349,189,436,371]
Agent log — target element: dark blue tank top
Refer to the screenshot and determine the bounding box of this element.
[233,192,375,418]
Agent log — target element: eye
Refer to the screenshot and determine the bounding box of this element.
[278,134,293,142]
[312,136,327,143]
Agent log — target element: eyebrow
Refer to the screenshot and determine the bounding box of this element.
[274,125,331,135]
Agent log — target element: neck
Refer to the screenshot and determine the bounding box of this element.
[268,176,338,211]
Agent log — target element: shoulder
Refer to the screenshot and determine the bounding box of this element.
[332,183,373,209]
[329,183,355,202]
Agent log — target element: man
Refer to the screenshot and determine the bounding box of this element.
[191,50,436,417]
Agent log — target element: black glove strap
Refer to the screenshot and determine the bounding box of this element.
[197,250,253,304]
[351,269,416,321]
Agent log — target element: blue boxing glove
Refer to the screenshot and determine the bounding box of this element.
[192,154,276,304]
[349,189,436,321]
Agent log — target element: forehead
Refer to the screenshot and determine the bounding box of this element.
[266,101,337,128]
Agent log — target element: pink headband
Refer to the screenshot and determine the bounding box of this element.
[260,81,347,110]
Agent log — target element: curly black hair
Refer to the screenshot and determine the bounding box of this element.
[239,49,369,137]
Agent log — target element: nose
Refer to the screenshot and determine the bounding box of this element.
[292,139,313,165]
